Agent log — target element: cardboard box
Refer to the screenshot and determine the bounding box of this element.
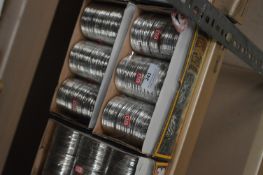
[31,119,169,175]
[49,0,248,145]
[47,0,249,171]
[33,0,252,174]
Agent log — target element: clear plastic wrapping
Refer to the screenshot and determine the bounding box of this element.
[106,149,138,175]
[42,123,139,175]
[102,96,154,147]
[115,54,168,104]
[69,41,112,83]
[81,3,124,45]
[73,130,138,175]
[56,78,99,121]
[73,136,112,174]
[130,14,179,60]
[42,125,81,175]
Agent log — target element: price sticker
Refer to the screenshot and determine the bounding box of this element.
[74,165,84,174]
[141,64,160,93]
[123,114,131,127]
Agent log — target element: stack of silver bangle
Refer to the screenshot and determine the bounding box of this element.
[56,78,99,121]
[131,14,179,60]
[115,54,168,104]
[73,132,138,175]
[42,125,81,175]
[81,3,124,45]
[73,136,112,174]
[106,149,138,175]
[102,96,154,147]
[69,41,112,83]
[42,123,139,175]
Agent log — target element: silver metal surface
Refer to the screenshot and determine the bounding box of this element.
[166,0,263,74]
[131,14,179,60]
[102,96,154,147]
[81,3,124,45]
[115,54,168,103]
[56,78,99,121]
[69,41,112,83]
[42,125,81,175]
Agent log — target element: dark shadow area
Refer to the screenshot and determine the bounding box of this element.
[2,0,83,174]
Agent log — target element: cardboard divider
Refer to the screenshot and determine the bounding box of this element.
[143,26,195,156]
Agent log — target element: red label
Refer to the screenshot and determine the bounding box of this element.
[123,115,131,127]
[153,29,162,41]
[72,98,78,111]
[135,72,143,85]
[75,165,84,174]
